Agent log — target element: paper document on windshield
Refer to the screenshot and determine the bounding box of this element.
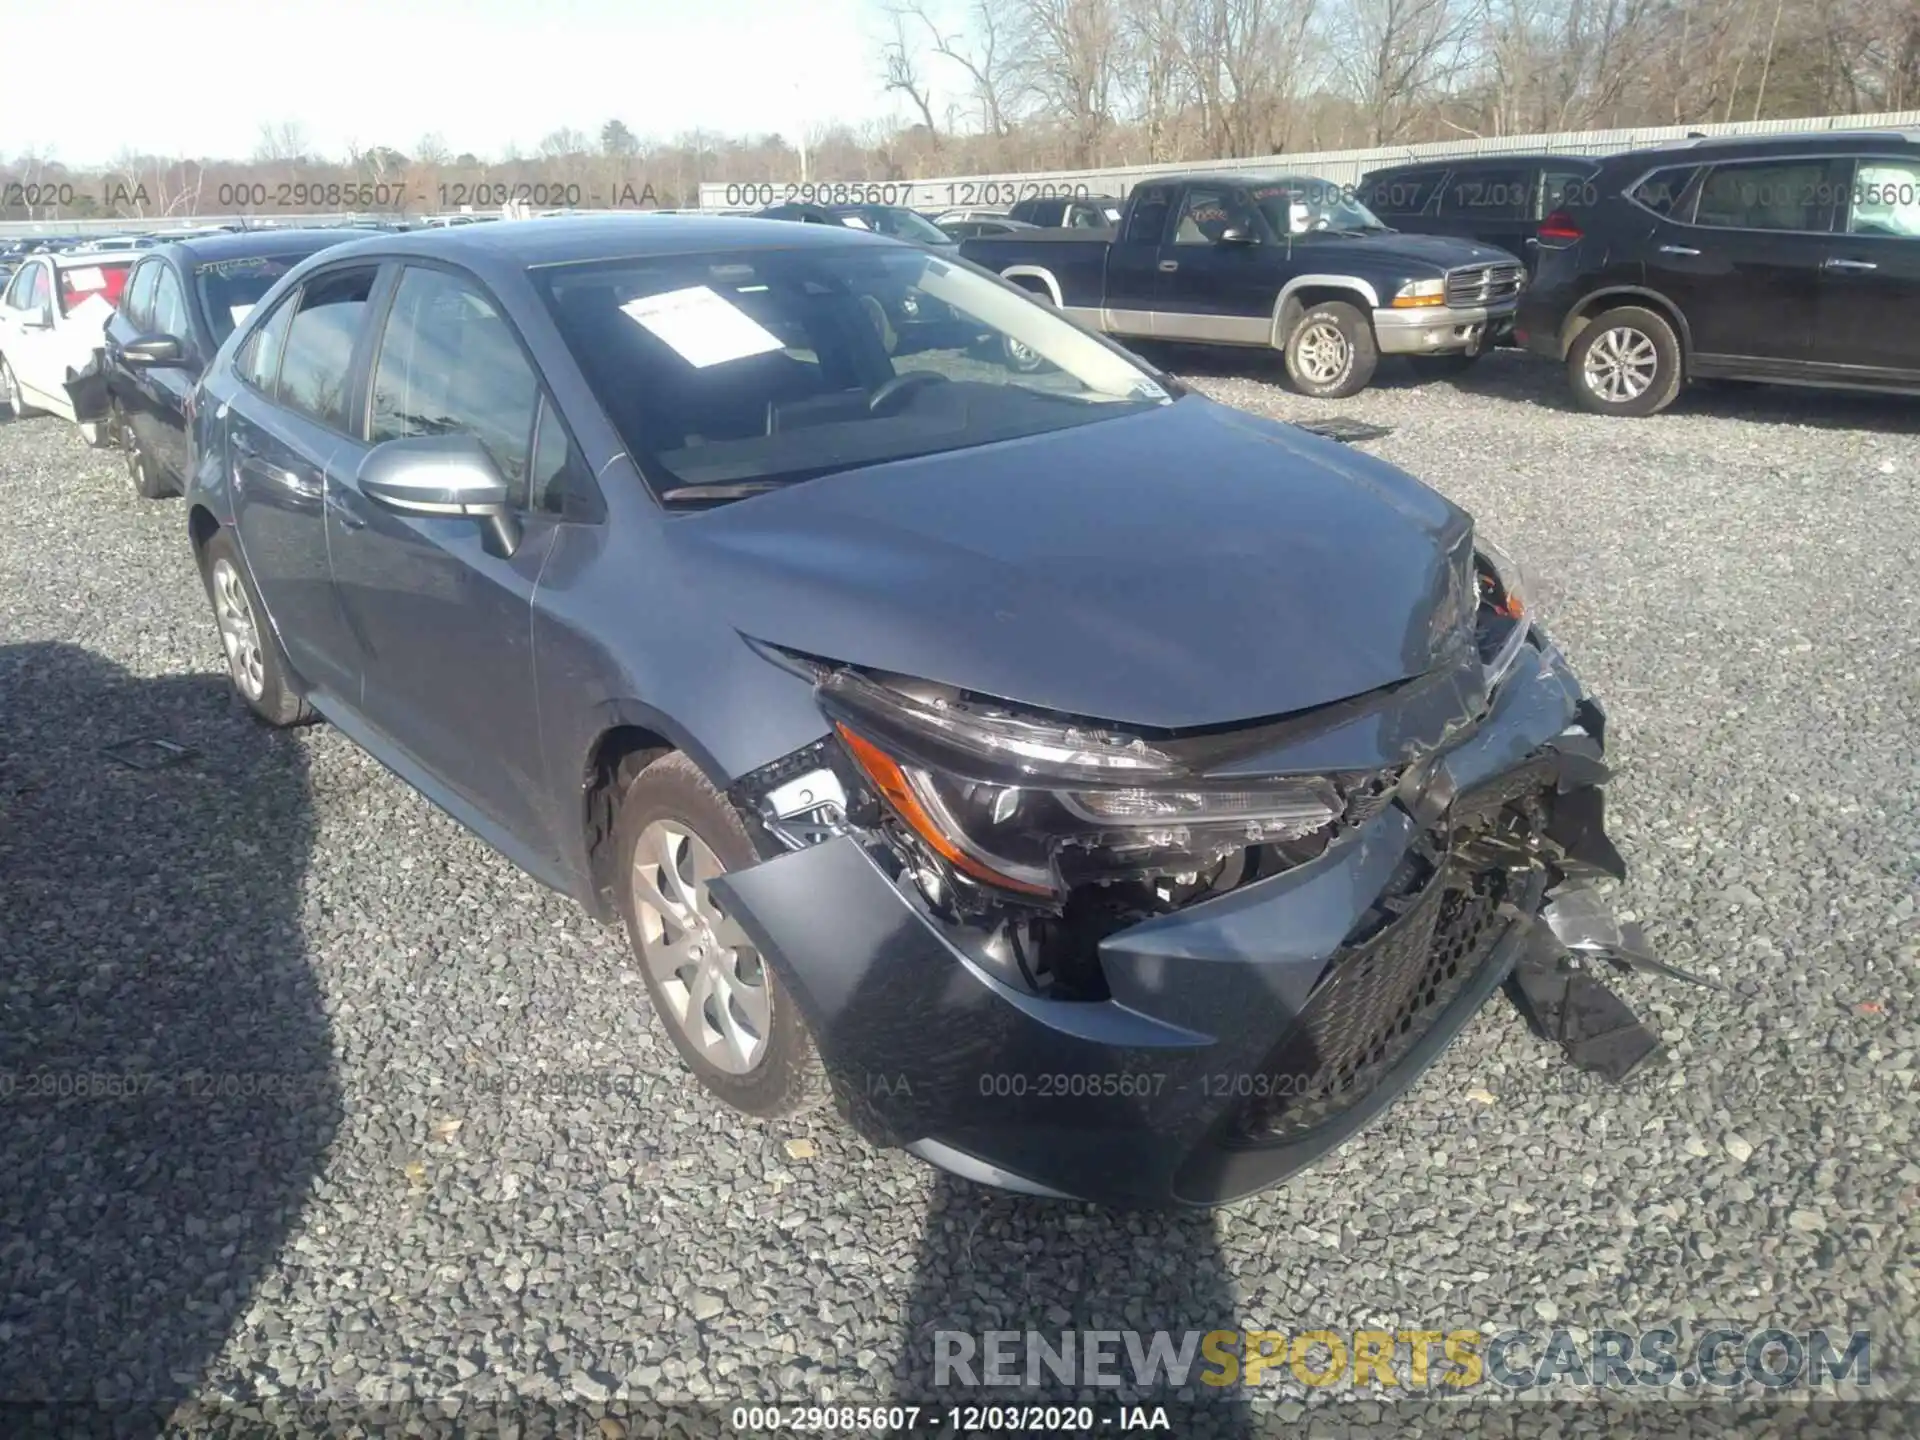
[230,303,255,326]
[620,285,784,368]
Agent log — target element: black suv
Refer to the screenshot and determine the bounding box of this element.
[1357,154,1604,272]
[1513,130,1920,416]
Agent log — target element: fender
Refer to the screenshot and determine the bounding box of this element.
[996,265,1065,309]
[1269,274,1383,347]
[1559,285,1694,357]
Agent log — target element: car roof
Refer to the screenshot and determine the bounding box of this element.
[160,229,362,265]
[1600,128,1920,170]
[1363,153,1601,174]
[301,213,902,269]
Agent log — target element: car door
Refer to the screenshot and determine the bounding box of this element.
[139,261,200,483]
[1651,156,1846,365]
[2,260,61,406]
[226,265,381,701]
[1103,183,1174,332]
[323,261,576,850]
[107,258,160,437]
[1153,182,1273,343]
[1810,154,1920,379]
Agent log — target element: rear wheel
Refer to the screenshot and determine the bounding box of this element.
[1003,284,1054,373]
[1283,301,1378,399]
[1566,305,1683,416]
[615,752,825,1117]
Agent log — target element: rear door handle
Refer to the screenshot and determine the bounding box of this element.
[1657,244,1701,256]
[1157,259,1179,273]
[1821,258,1878,272]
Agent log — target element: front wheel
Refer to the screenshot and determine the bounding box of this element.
[1283,301,1378,399]
[1566,306,1683,416]
[119,404,172,499]
[199,529,313,726]
[0,355,43,420]
[615,751,826,1118]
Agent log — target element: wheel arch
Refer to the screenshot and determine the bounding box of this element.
[1271,276,1381,348]
[999,266,1064,308]
[579,700,733,923]
[1562,287,1692,365]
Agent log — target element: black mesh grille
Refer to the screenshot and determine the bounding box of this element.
[1228,867,1511,1146]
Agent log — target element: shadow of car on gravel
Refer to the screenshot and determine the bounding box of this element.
[892,1177,1254,1437]
[0,642,338,1432]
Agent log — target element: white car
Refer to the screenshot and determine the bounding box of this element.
[0,250,135,424]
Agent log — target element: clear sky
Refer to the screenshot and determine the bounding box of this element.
[0,0,957,167]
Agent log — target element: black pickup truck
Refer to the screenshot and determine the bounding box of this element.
[958,171,1525,397]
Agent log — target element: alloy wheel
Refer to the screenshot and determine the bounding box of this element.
[121,414,146,491]
[210,556,266,700]
[1582,325,1659,403]
[630,820,771,1075]
[1295,320,1351,385]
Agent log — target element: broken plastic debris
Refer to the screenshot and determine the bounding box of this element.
[101,737,198,771]
[1292,417,1394,444]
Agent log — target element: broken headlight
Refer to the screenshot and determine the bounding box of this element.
[1475,539,1532,688]
[819,669,1347,901]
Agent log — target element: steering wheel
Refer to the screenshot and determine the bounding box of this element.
[868,370,948,414]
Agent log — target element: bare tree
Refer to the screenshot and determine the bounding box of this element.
[252,121,312,165]
[882,7,944,142]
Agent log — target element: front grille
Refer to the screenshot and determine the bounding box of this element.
[1227,865,1511,1146]
[1445,263,1525,309]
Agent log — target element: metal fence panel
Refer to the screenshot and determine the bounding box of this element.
[693,109,1920,211]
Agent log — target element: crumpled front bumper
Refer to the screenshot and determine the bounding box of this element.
[712,638,1629,1208]
[1373,301,1518,356]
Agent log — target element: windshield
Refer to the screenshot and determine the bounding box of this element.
[537,244,1173,500]
[849,207,954,246]
[1250,177,1390,235]
[195,253,311,343]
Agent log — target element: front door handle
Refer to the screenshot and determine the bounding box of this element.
[1821,258,1878,272]
[1657,244,1701,256]
[1157,259,1179,273]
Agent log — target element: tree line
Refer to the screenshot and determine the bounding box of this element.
[3,0,1914,222]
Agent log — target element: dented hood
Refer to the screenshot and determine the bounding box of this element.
[671,396,1475,731]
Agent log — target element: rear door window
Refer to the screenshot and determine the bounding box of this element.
[1122,187,1173,245]
[57,260,131,314]
[273,267,379,431]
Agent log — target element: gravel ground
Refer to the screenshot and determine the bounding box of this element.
[1,351,1915,1436]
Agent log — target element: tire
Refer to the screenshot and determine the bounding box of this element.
[118,404,171,500]
[199,528,313,726]
[615,751,826,1118]
[1283,301,1378,399]
[1406,351,1481,379]
[0,354,43,420]
[1003,285,1053,373]
[1566,305,1683,417]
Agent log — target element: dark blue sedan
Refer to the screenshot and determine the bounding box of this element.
[183,215,1647,1207]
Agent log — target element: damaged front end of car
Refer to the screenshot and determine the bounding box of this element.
[708,542,1675,1207]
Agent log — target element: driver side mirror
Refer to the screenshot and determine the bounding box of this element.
[1217,225,1259,246]
[358,433,521,557]
[122,333,191,368]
